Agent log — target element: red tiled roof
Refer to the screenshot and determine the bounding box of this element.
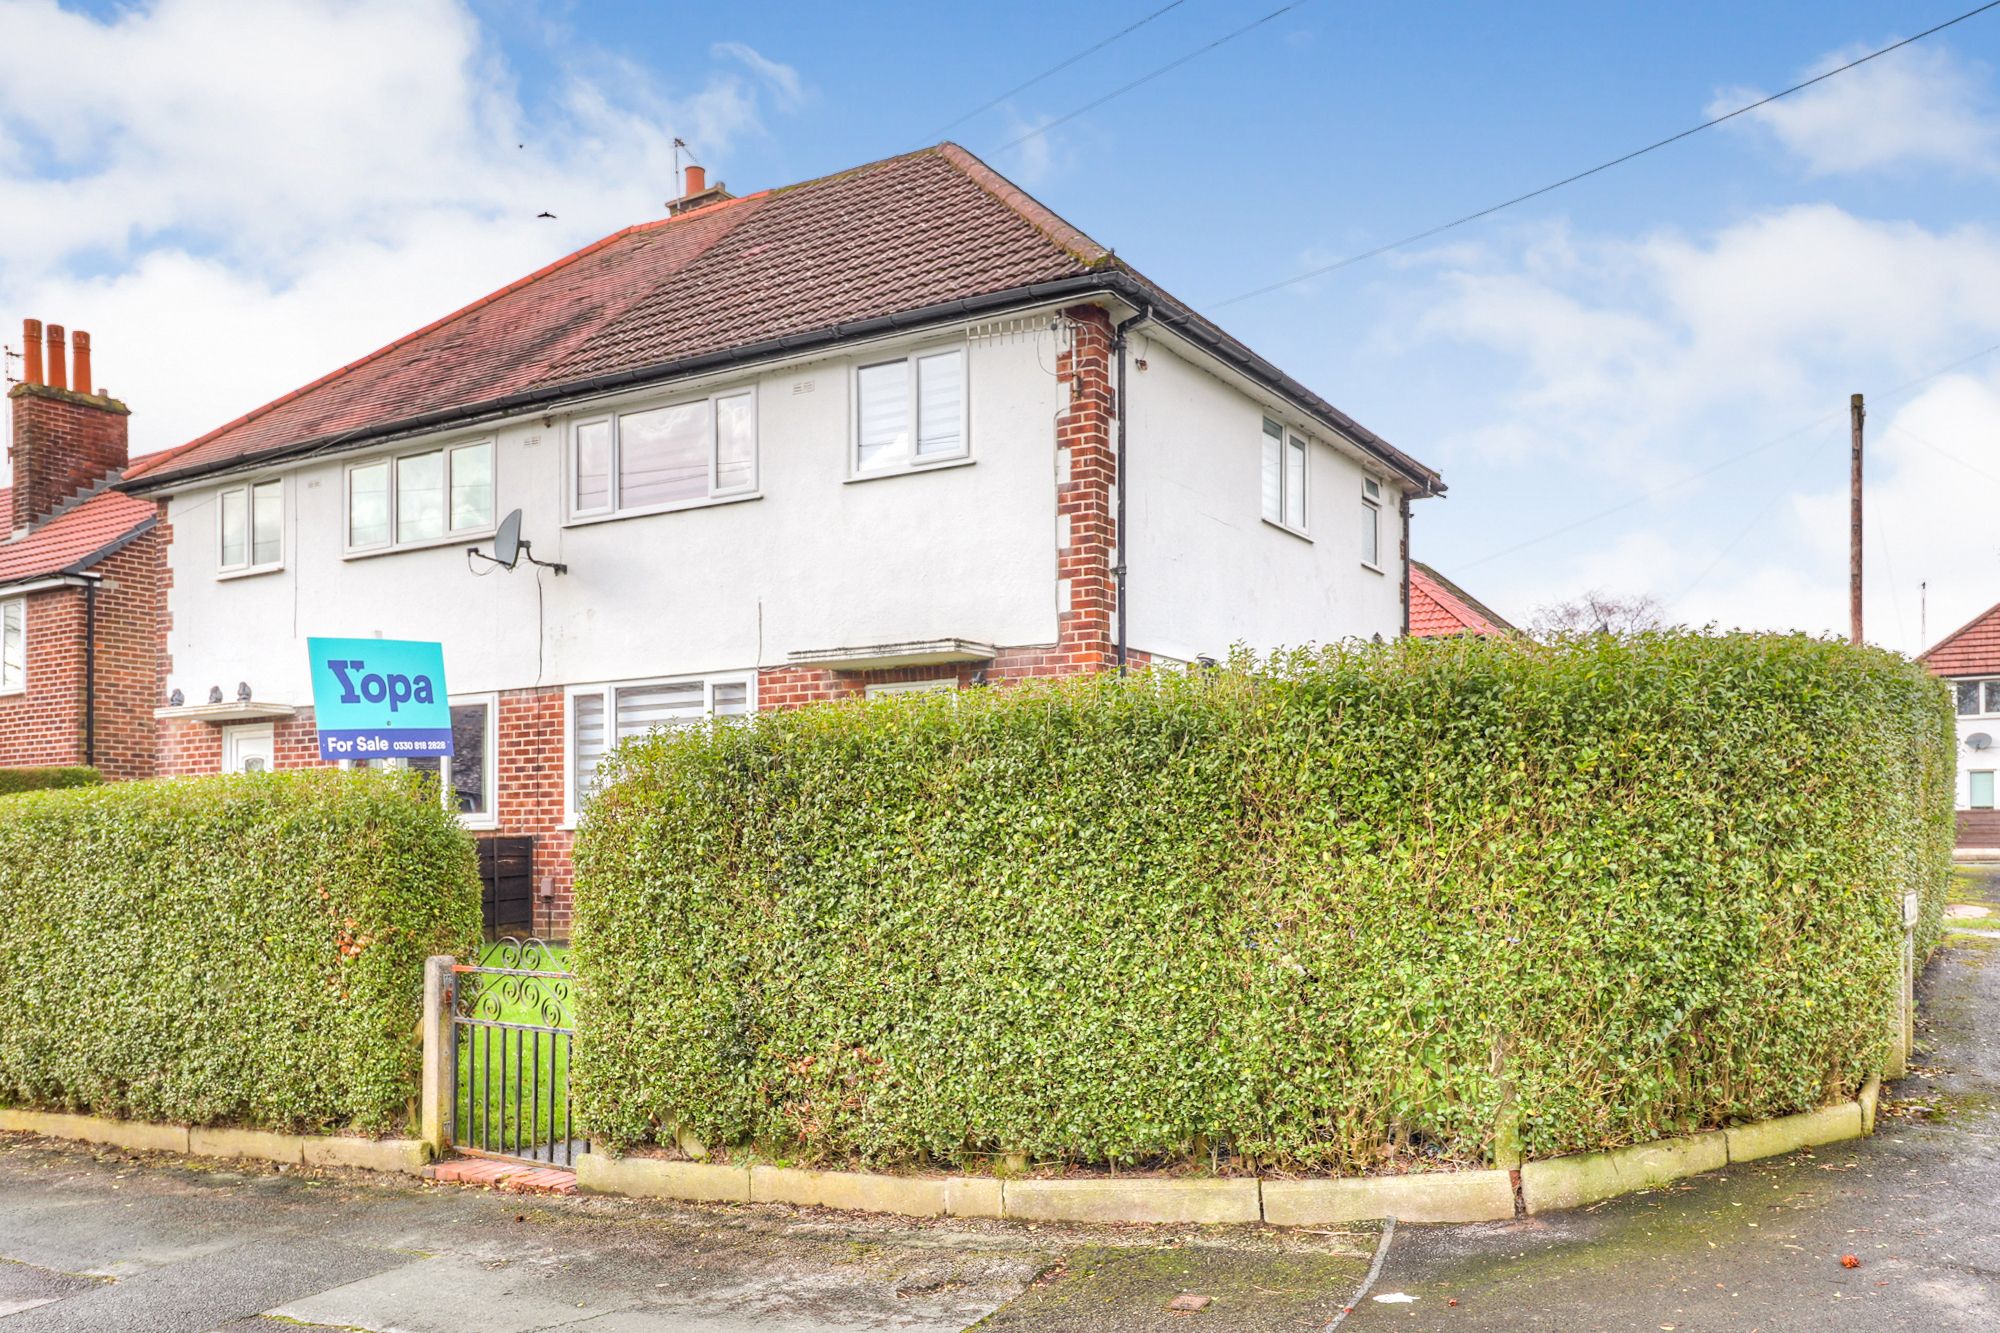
[1408,561,1513,637]
[123,144,1440,494]
[1921,599,2000,675]
[0,488,156,586]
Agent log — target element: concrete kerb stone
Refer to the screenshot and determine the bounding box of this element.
[0,1108,190,1155]
[1860,1077,1881,1138]
[1002,1178,1261,1225]
[188,1126,307,1166]
[576,1153,753,1203]
[1521,1131,1728,1214]
[1262,1170,1516,1225]
[751,1166,949,1217]
[1724,1102,1865,1164]
[302,1137,431,1174]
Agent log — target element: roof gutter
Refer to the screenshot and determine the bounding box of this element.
[122,272,1444,496]
[0,573,97,597]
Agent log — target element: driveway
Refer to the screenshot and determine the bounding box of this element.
[2,873,1996,1332]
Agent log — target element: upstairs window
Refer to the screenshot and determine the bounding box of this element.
[571,389,756,520]
[1361,476,1383,567]
[568,674,752,816]
[855,348,966,475]
[0,598,22,693]
[1260,418,1307,532]
[218,479,283,574]
[347,441,494,553]
[1956,680,2000,717]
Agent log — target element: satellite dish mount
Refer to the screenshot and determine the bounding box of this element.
[469,509,567,576]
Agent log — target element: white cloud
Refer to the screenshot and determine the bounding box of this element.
[1406,204,2000,653]
[0,0,803,460]
[1713,43,2000,176]
[712,41,804,111]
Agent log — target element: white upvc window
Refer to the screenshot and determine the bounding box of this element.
[1954,679,2000,717]
[570,387,757,520]
[1972,771,1996,810]
[1361,475,1384,568]
[853,346,967,475]
[0,598,23,694]
[400,695,498,829]
[1260,417,1308,534]
[345,440,495,553]
[566,673,753,819]
[217,478,284,575]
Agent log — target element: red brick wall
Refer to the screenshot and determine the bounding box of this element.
[1055,304,1120,672]
[6,383,130,531]
[81,526,166,779]
[0,586,86,767]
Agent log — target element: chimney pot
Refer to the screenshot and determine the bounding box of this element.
[46,324,67,391]
[72,330,92,396]
[684,164,706,196]
[22,318,43,386]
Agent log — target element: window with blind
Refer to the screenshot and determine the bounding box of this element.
[568,674,752,816]
[571,388,756,520]
[218,479,284,574]
[0,598,22,693]
[346,440,494,553]
[854,347,967,475]
[1260,418,1308,533]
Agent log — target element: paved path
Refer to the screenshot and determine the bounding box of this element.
[2,873,1996,1331]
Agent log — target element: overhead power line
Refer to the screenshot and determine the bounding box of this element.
[1210,0,2000,309]
[937,0,1191,136]
[992,0,1312,156]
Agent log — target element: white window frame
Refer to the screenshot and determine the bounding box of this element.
[567,386,760,523]
[850,344,970,479]
[1259,417,1311,538]
[1360,475,1385,571]
[865,678,957,699]
[343,438,496,556]
[1953,678,2000,718]
[564,672,756,823]
[216,478,285,577]
[0,597,24,695]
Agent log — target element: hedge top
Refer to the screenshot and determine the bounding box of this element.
[0,766,101,797]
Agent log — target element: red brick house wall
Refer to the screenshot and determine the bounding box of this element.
[0,587,86,767]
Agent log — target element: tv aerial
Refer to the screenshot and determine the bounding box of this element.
[468,509,568,576]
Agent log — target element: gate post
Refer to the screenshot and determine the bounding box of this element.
[421,955,456,1158]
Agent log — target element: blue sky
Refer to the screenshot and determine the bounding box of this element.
[5,0,2000,651]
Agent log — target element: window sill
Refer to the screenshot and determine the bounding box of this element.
[565,491,762,528]
[846,456,975,485]
[216,563,285,582]
[343,527,497,561]
[0,686,24,698]
[1261,517,1312,543]
[1360,560,1386,576]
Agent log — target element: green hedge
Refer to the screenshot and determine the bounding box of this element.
[572,633,1953,1172]
[0,766,101,797]
[0,770,480,1131]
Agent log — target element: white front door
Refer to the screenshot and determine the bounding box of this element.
[222,724,275,774]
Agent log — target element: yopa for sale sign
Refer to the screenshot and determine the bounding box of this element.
[306,637,452,763]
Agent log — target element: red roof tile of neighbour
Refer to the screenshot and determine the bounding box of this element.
[1920,599,2000,675]
[1409,562,1513,637]
[122,144,1441,494]
[0,488,156,586]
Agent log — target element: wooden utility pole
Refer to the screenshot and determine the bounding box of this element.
[1850,392,1865,646]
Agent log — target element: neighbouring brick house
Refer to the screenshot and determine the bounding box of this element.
[0,321,165,780]
[119,144,1446,936]
[1407,561,1514,638]
[1919,600,2000,852]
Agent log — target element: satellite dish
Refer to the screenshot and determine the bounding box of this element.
[493,510,524,571]
[467,507,567,577]
[1969,732,1993,751]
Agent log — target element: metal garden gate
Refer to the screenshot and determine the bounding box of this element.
[449,938,585,1167]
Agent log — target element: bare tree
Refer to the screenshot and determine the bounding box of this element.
[1528,590,1671,639]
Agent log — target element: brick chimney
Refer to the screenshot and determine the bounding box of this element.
[667,163,735,216]
[8,317,130,533]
